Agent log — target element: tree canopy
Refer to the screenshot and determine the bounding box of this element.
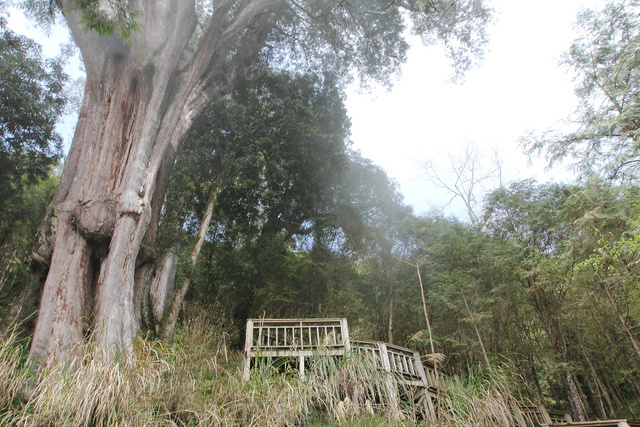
[0,14,66,219]
[15,0,493,364]
[524,0,640,181]
[6,1,640,422]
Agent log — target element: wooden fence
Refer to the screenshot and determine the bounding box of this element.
[242,318,349,380]
[242,318,637,426]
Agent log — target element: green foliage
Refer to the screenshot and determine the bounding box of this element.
[0,167,59,319]
[409,0,492,81]
[21,0,141,43]
[0,16,66,216]
[0,7,66,319]
[160,65,349,245]
[74,0,141,43]
[524,0,640,180]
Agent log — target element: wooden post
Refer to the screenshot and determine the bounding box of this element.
[341,318,351,355]
[243,319,254,381]
[377,342,400,420]
[539,404,553,425]
[413,350,436,417]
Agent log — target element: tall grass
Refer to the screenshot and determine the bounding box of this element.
[0,309,523,426]
[0,324,30,424]
[436,366,520,427]
[18,338,173,426]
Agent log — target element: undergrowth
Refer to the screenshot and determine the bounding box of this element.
[0,308,519,426]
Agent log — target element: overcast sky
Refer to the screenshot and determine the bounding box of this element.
[346,0,609,220]
[8,1,611,221]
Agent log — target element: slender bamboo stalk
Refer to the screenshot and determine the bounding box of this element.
[461,289,491,370]
[597,272,640,363]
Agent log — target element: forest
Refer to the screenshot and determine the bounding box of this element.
[2,0,640,425]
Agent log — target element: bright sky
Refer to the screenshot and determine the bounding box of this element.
[8,1,611,221]
[346,0,609,219]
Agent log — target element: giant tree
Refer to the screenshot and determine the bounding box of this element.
[21,0,491,362]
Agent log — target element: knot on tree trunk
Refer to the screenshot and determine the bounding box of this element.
[73,199,117,242]
[30,209,58,269]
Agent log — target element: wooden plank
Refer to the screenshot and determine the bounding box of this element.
[378,342,391,372]
[341,318,351,353]
[413,351,429,389]
[541,421,640,427]
[243,319,254,381]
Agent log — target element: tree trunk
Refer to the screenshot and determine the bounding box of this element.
[388,277,394,345]
[163,174,225,338]
[28,0,280,363]
[461,289,491,370]
[597,272,640,363]
[531,286,587,422]
[148,247,179,331]
[580,342,608,420]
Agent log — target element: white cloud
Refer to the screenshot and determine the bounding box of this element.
[346,0,608,220]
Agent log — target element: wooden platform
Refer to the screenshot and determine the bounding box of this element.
[540,421,640,427]
[242,318,637,426]
[242,318,441,405]
[242,318,350,381]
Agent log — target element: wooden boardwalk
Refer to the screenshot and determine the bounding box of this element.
[242,317,443,413]
[242,318,638,427]
[242,318,351,380]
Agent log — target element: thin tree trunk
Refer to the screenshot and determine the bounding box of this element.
[580,342,607,419]
[461,289,491,370]
[414,262,435,357]
[388,277,394,345]
[531,286,587,421]
[597,272,640,363]
[628,373,640,411]
[163,174,225,338]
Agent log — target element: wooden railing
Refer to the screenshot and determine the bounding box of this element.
[351,341,423,384]
[350,339,441,413]
[245,318,349,351]
[241,318,595,426]
[242,319,443,393]
[513,403,574,427]
[242,319,640,427]
[242,318,350,380]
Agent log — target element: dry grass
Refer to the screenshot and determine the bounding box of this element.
[436,367,520,427]
[0,310,523,426]
[15,338,173,426]
[0,324,30,424]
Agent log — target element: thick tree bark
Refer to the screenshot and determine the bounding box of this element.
[28,0,281,363]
